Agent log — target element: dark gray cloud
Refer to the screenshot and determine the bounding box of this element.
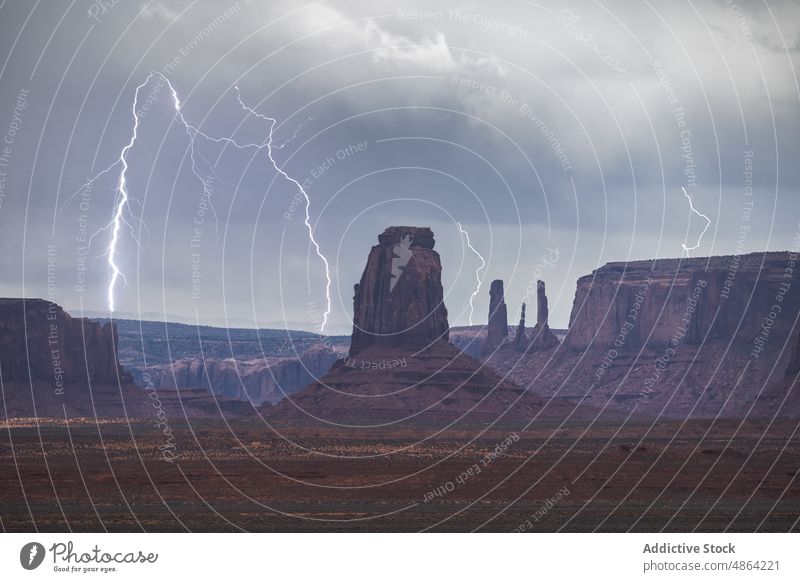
[1,0,798,330]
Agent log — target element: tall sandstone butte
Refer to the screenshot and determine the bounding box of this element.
[269,226,566,426]
[513,302,528,351]
[529,280,559,350]
[483,279,508,355]
[350,226,449,355]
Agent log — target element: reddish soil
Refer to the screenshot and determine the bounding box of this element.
[1,417,798,532]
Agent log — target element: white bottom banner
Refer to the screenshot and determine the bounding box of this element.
[0,533,796,581]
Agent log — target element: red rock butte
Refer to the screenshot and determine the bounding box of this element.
[350,226,449,355]
[268,226,568,427]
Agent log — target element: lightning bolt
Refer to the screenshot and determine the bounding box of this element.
[457,222,486,326]
[680,186,712,257]
[273,114,314,150]
[69,73,328,329]
[235,86,331,332]
[101,75,151,313]
[28,545,38,565]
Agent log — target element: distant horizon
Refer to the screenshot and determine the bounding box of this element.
[3,246,793,332]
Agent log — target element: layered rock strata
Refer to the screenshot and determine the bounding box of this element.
[563,253,799,350]
[486,252,800,418]
[0,298,128,385]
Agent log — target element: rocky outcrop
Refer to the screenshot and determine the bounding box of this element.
[537,280,549,326]
[132,344,344,405]
[269,227,573,427]
[513,303,528,351]
[564,253,799,350]
[529,281,559,350]
[0,298,129,386]
[482,280,508,355]
[350,226,449,355]
[485,252,800,418]
[0,299,250,419]
[484,280,557,354]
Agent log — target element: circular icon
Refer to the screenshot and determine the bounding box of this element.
[20,542,46,570]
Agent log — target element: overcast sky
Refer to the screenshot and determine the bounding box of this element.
[0,0,798,331]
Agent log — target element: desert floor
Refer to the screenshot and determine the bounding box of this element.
[1,417,798,532]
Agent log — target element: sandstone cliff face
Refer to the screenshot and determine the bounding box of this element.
[0,299,250,419]
[133,344,343,405]
[485,252,800,418]
[564,253,799,350]
[0,298,128,386]
[350,226,449,355]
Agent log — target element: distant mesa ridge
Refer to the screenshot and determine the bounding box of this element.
[0,298,128,386]
[0,298,250,418]
[133,345,344,406]
[564,252,800,350]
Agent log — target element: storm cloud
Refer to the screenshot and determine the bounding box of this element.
[0,0,798,330]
